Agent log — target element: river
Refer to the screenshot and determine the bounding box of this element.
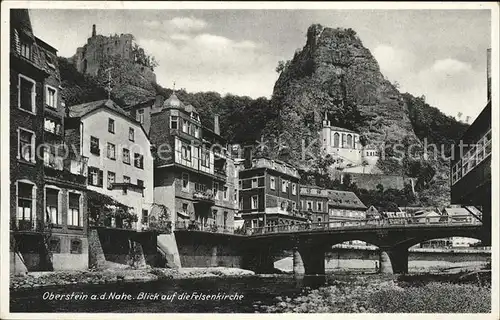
[10,274,332,313]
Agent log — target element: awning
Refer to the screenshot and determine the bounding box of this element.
[177,211,190,219]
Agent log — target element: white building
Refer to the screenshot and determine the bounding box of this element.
[68,99,153,230]
[320,112,379,170]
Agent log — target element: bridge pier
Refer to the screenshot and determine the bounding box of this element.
[293,248,305,275]
[379,247,409,274]
[388,247,409,274]
[293,246,325,275]
[379,250,393,274]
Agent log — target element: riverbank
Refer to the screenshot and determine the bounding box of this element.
[10,267,255,291]
[259,273,491,313]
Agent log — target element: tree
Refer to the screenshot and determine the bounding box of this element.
[276,60,291,74]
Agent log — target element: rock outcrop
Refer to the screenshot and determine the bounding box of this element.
[269,24,421,165]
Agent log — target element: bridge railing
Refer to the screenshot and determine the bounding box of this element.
[246,215,482,235]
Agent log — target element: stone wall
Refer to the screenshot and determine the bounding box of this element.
[175,231,244,268]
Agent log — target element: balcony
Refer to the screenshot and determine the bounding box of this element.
[193,190,215,204]
[44,155,88,185]
[11,218,49,233]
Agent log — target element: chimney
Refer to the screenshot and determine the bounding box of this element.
[92,24,96,37]
[214,115,220,135]
[243,146,253,169]
[487,48,491,101]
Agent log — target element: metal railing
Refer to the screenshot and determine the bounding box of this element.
[246,215,482,236]
[175,221,234,234]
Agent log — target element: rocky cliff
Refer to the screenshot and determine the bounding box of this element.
[269,24,421,164]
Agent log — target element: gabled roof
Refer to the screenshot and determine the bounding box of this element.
[68,99,131,119]
[327,190,366,209]
[325,125,358,134]
[68,99,149,138]
[10,9,46,72]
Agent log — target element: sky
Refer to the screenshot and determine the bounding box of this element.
[29,8,492,120]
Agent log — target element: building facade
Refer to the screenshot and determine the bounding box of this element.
[10,9,88,274]
[67,99,154,230]
[149,93,237,232]
[320,113,379,170]
[299,186,330,224]
[239,157,305,230]
[450,50,491,244]
[327,190,367,223]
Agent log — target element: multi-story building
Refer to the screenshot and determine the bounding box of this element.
[299,186,330,223]
[10,9,88,274]
[239,157,305,230]
[450,49,492,244]
[66,99,153,230]
[149,93,237,232]
[327,190,367,223]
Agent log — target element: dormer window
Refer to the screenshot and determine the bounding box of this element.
[20,39,32,60]
[191,112,200,122]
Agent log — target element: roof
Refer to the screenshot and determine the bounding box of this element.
[327,190,366,209]
[444,206,481,217]
[325,125,358,134]
[68,99,131,119]
[68,99,149,138]
[162,92,184,110]
[10,9,46,72]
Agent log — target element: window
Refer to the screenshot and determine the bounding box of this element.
[182,173,189,191]
[107,143,116,160]
[317,202,323,212]
[90,136,100,155]
[170,116,178,129]
[307,201,313,211]
[270,177,276,190]
[107,171,115,189]
[251,195,258,209]
[44,118,61,135]
[46,188,60,225]
[239,197,243,210]
[122,148,130,164]
[181,144,191,162]
[20,40,32,59]
[108,118,115,133]
[129,128,135,141]
[201,150,210,167]
[49,238,61,253]
[292,202,297,210]
[17,182,33,222]
[70,239,82,254]
[182,119,189,133]
[223,212,228,228]
[18,128,35,162]
[252,178,258,188]
[182,203,188,214]
[234,188,237,202]
[45,86,57,109]
[134,153,144,169]
[282,180,288,192]
[213,182,219,200]
[123,176,130,184]
[292,183,297,195]
[68,193,82,226]
[136,109,145,124]
[194,126,200,138]
[88,167,103,187]
[18,75,36,113]
[142,209,149,224]
[223,186,228,200]
[137,179,144,197]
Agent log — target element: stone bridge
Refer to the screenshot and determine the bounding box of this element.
[241,217,486,275]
